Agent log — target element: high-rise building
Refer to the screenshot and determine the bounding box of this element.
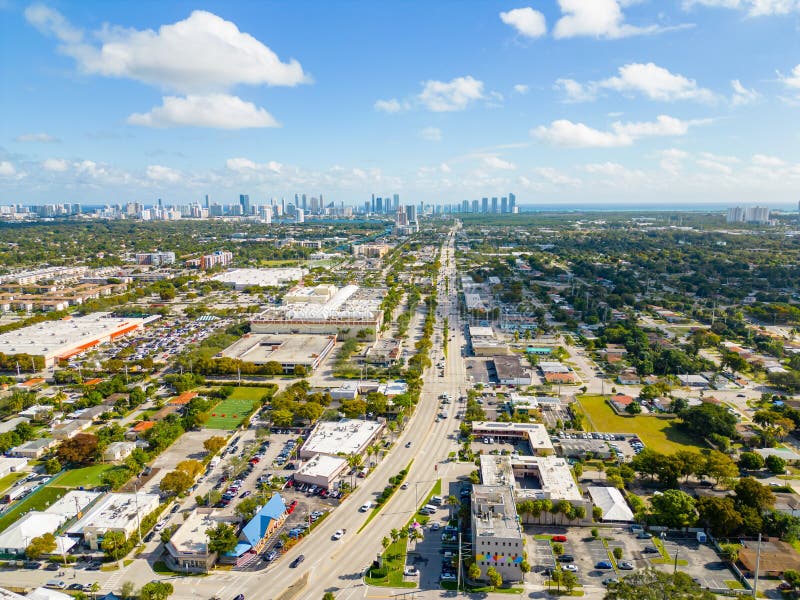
[509,192,516,213]
[376,197,383,213]
[302,194,307,211]
[461,200,469,213]
[491,197,498,213]
[472,199,479,213]
[393,194,400,212]
[204,194,210,209]
[405,205,417,224]
[295,209,305,223]
[239,194,250,216]
[501,196,508,213]
[482,197,489,213]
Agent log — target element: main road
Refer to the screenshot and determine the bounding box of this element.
[168,226,469,600]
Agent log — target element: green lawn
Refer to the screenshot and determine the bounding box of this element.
[226,387,270,402]
[52,464,115,488]
[205,396,259,429]
[0,472,25,494]
[0,486,67,533]
[576,395,704,454]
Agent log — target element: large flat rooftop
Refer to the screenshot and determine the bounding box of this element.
[0,313,155,361]
[295,454,347,479]
[212,268,308,289]
[254,284,382,323]
[472,485,522,540]
[67,492,159,533]
[220,333,335,366]
[301,419,383,457]
[168,510,226,555]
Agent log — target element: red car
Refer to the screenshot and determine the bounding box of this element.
[552,535,567,542]
[287,500,298,514]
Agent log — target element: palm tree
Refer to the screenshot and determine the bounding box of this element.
[446,495,460,519]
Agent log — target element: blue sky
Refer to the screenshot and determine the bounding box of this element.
[1,0,800,206]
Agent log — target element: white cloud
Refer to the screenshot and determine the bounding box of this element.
[513,84,530,95]
[533,167,579,184]
[226,157,283,174]
[127,94,279,129]
[24,4,82,44]
[778,64,800,90]
[533,115,699,147]
[42,158,69,172]
[731,79,760,106]
[483,156,516,170]
[752,153,785,166]
[146,165,182,183]
[682,0,800,16]
[418,127,443,142]
[553,0,662,39]
[374,98,410,113]
[555,78,596,102]
[696,158,733,174]
[500,7,547,38]
[417,76,484,112]
[659,148,689,174]
[0,161,16,176]
[15,132,59,143]
[557,63,715,103]
[25,7,309,94]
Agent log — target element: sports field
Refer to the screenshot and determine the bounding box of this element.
[227,387,270,402]
[576,394,704,454]
[205,396,259,429]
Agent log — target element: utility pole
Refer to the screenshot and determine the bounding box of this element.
[457,532,463,595]
[753,533,762,597]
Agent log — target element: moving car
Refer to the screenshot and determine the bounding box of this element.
[290,555,305,568]
[332,529,345,540]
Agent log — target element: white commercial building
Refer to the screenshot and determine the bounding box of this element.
[300,419,385,459]
[251,284,383,341]
[220,333,336,374]
[471,485,524,583]
[45,490,101,520]
[0,457,28,477]
[211,268,308,290]
[67,492,160,549]
[293,454,349,489]
[0,312,158,367]
[0,512,65,555]
[587,486,634,522]
[471,422,554,455]
[165,509,230,573]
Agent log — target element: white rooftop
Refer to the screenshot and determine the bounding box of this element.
[168,510,226,555]
[513,455,583,501]
[0,312,151,359]
[471,422,554,453]
[0,512,65,553]
[212,268,307,288]
[26,589,72,600]
[538,362,570,373]
[44,490,101,519]
[296,454,347,479]
[587,486,634,522]
[67,492,159,533]
[301,419,383,456]
[469,326,495,338]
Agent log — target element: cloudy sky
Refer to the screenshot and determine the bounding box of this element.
[2,0,800,207]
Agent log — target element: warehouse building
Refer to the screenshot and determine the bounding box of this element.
[471,422,554,455]
[492,356,532,386]
[0,312,159,367]
[300,419,385,459]
[219,333,336,374]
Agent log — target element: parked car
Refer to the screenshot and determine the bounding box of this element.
[558,554,574,563]
[595,560,614,569]
[44,563,59,571]
[618,561,634,570]
[552,535,567,542]
[563,564,578,572]
[404,566,419,576]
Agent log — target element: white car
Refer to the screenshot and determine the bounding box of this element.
[332,529,345,540]
[563,564,579,572]
[359,502,374,512]
[404,566,419,576]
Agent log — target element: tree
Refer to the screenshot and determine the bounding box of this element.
[679,403,737,439]
[784,569,800,591]
[562,570,578,594]
[271,409,294,428]
[159,469,194,496]
[650,489,697,528]
[468,562,481,581]
[766,454,786,474]
[57,432,99,465]
[44,457,61,474]
[323,593,336,600]
[734,477,775,511]
[236,495,268,521]
[139,581,174,600]
[719,543,739,564]
[696,497,742,538]
[203,436,227,455]
[206,522,238,555]
[25,533,56,559]
[604,568,715,599]
[101,530,128,560]
[120,581,136,600]
[703,450,739,486]
[738,452,765,471]
[486,566,502,589]
[613,547,623,560]
[176,459,204,479]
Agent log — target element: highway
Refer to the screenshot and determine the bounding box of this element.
[168,226,468,599]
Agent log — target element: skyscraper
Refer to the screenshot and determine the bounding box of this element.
[501,196,508,213]
[462,200,469,213]
[239,194,250,215]
[393,194,400,212]
[302,194,307,211]
[482,197,489,213]
[405,204,417,223]
[376,197,383,213]
[491,197,498,213]
[509,192,516,213]
[472,199,479,213]
[204,194,210,209]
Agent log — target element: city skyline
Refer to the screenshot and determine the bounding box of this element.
[2,1,800,205]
